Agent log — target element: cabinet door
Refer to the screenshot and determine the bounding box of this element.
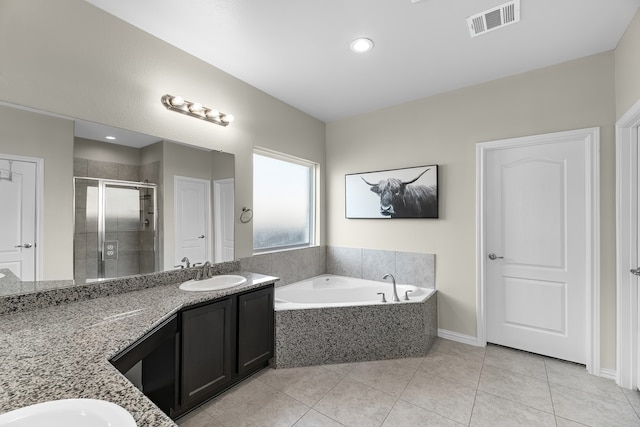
[237,285,274,375]
[180,298,233,406]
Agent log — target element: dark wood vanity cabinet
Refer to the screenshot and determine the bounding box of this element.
[180,297,234,407]
[112,283,275,420]
[237,286,274,376]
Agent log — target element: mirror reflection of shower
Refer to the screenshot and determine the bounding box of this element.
[73,177,158,282]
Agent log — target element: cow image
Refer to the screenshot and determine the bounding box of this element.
[361,168,437,218]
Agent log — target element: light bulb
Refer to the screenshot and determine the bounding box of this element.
[350,38,374,53]
[221,114,235,124]
[189,102,203,113]
[170,96,185,106]
[205,109,219,119]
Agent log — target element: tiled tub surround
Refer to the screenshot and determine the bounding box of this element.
[240,246,435,289]
[274,286,437,368]
[0,268,278,427]
[265,247,437,368]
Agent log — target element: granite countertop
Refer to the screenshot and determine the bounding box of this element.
[0,271,278,426]
[0,267,75,297]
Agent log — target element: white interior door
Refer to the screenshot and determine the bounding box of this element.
[483,129,599,365]
[214,178,234,263]
[636,130,640,387]
[616,101,640,388]
[0,158,37,281]
[174,176,211,266]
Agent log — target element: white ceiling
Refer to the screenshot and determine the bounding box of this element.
[86,0,640,123]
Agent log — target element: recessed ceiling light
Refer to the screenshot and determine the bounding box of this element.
[350,38,374,53]
[105,136,116,140]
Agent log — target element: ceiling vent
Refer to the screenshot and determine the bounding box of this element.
[467,0,520,38]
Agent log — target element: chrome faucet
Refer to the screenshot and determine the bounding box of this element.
[195,261,212,281]
[383,273,400,302]
[174,256,191,269]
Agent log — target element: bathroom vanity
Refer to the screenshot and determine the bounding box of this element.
[110,284,274,419]
[0,265,277,427]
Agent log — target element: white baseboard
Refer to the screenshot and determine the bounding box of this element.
[438,328,483,347]
[599,368,617,381]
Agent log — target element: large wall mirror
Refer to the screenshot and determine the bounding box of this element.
[0,101,235,295]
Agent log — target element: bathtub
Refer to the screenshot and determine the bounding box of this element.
[273,274,437,368]
[275,274,432,308]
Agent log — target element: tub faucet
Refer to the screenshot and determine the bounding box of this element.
[383,273,400,302]
[195,261,212,281]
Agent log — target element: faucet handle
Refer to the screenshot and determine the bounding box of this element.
[377,292,387,303]
[404,290,413,301]
[173,264,185,269]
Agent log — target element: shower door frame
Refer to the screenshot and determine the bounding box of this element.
[73,177,158,281]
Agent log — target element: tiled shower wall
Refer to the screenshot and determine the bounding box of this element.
[240,245,435,288]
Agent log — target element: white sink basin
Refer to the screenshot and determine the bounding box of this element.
[0,398,136,427]
[179,275,247,291]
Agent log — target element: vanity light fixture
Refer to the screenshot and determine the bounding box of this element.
[161,94,234,127]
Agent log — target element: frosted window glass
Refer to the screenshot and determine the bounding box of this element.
[253,153,314,251]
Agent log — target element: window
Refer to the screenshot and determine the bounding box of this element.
[253,150,316,252]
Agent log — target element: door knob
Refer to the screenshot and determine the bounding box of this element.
[198,235,205,239]
[488,253,504,260]
[631,268,640,276]
[15,243,33,249]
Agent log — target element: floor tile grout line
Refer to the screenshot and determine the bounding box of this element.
[307,366,365,426]
[476,351,558,419]
[543,357,558,421]
[376,366,420,427]
[475,389,556,417]
[622,389,640,420]
[545,373,634,405]
[467,343,488,426]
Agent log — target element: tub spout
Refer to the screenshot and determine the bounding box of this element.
[383,273,400,302]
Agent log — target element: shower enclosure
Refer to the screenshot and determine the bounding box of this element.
[74,177,158,282]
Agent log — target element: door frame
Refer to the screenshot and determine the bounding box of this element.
[476,127,600,375]
[213,178,234,263]
[0,153,44,280]
[174,175,212,266]
[616,99,640,389]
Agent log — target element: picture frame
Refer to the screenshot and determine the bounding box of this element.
[345,164,438,219]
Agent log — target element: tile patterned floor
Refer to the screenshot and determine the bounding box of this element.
[177,338,640,427]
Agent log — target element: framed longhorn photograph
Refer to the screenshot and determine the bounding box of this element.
[345,165,438,219]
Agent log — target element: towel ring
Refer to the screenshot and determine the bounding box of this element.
[240,207,253,223]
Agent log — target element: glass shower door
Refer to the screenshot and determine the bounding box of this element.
[74,178,157,282]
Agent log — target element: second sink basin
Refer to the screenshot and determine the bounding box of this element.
[179,275,247,292]
[0,398,136,427]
